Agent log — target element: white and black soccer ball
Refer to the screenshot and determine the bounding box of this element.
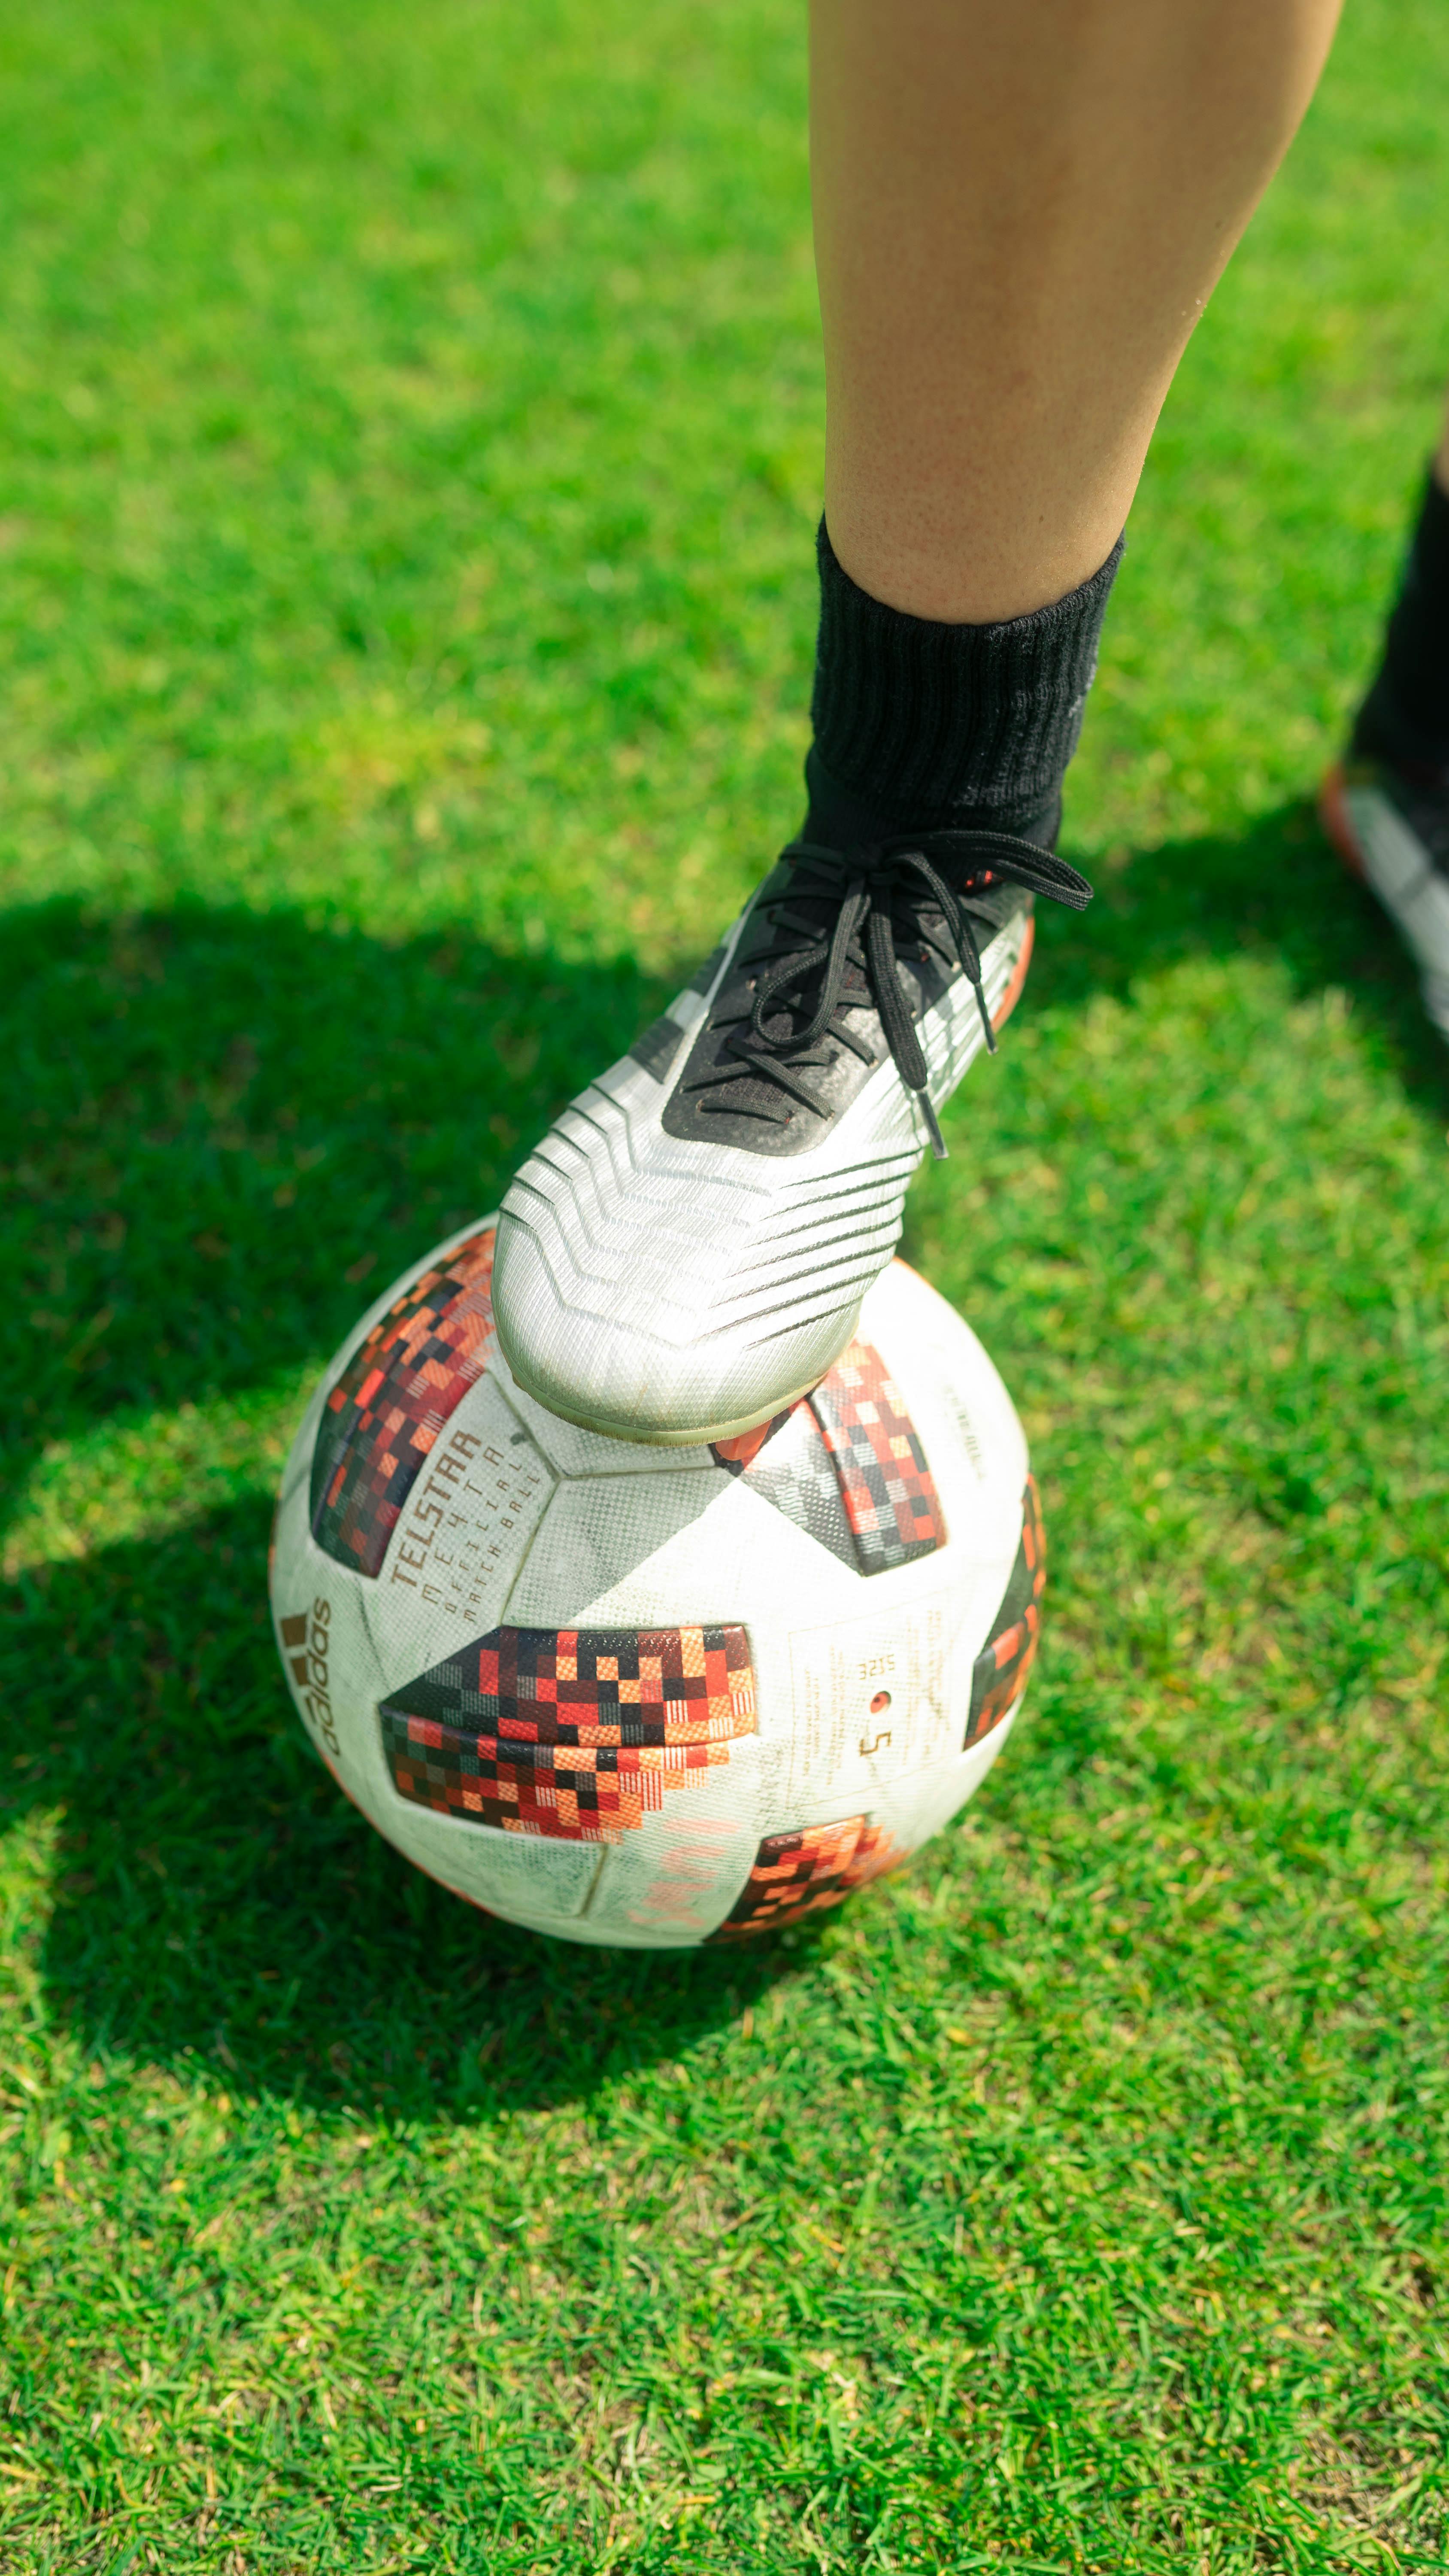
[269,1219,1044,1948]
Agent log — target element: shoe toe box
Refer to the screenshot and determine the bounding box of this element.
[491,1206,864,1445]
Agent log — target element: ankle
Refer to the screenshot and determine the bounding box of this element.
[805,521,1122,856]
[801,745,1061,855]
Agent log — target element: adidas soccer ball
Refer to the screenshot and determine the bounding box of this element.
[269,1219,1043,1948]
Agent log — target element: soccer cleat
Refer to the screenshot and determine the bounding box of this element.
[493,828,1092,1446]
[1319,755,1449,1040]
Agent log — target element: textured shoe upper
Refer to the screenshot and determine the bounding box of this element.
[659,830,1089,1158]
[494,826,1092,1438]
[501,1047,922,1346]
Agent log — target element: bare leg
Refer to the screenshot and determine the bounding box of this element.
[812,0,1343,620]
[492,0,1358,1441]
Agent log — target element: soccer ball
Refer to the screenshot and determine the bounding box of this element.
[269,1218,1043,1948]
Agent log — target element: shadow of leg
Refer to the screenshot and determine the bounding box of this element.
[6,1501,794,2115]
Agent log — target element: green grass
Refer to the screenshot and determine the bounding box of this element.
[2,0,1449,2564]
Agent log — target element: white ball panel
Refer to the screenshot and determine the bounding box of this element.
[482,1892,729,1950]
[269,1476,386,1807]
[491,1349,718,1482]
[501,1470,853,1636]
[855,1697,1022,1864]
[369,1802,605,1923]
[588,1779,767,1946]
[781,1572,973,1812]
[359,1373,555,1689]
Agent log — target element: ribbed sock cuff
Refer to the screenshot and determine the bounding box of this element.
[807,522,1124,839]
[1354,471,1449,769]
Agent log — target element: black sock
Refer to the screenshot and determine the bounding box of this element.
[803,521,1124,854]
[1353,472,1449,771]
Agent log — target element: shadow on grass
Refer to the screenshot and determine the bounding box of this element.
[2,796,1443,2113]
[3,1505,803,2120]
[1042,794,1449,1120]
[0,891,671,1476]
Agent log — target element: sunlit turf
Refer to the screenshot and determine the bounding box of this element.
[3,0,1449,2566]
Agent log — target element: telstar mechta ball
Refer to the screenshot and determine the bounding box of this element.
[269,1219,1043,1947]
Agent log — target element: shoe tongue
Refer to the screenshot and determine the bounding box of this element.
[799,750,903,853]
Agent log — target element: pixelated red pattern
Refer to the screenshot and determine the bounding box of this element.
[707,1815,904,1942]
[309,1227,496,1578]
[807,1341,947,1572]
[711,1345,946,1577]
[711,1408,792,1476]
[381,1622,757,1841]
[965,1473,1046,1749]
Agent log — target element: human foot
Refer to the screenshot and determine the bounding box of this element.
[492,827,1091,1444]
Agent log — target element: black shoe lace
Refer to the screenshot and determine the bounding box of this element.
[682,829,1093,1158]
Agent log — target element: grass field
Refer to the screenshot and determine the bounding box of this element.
[3,0,1449,2565]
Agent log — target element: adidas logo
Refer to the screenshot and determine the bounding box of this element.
[278,1598,340,1759]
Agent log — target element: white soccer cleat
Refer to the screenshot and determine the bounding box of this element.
[494,829,1093,1445]
[1320,758,1449,1040]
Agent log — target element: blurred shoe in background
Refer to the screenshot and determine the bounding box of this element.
[1322,468,1449,1042]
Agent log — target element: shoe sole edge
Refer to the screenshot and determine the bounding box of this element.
[497,1349,857,1449]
